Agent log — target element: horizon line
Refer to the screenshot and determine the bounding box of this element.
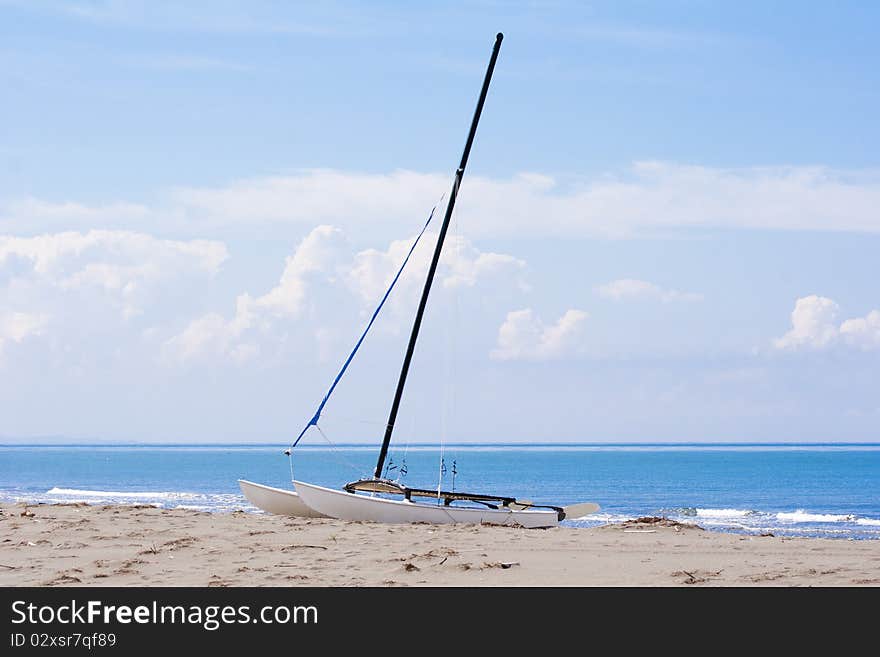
[2,441,879,447]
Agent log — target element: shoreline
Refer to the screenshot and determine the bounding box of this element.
[4,445,878,541]
[3,496,877,541]
[2,502,878,587]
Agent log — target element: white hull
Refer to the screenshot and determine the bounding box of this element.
[238,479,327,518]
[293,480,560,528]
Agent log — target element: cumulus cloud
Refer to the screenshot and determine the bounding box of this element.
[347,232,526,307]
[0,311,48,354]
[840,310,880,349]
[440,236,528,290]
[163,225,346,363]
[164,225,526,364]
[163,309,260,364]
[0,230,228,320]
[596,278,702,302]
[6,163,880,238]
[0,230,226,280]
[251,225,348,316]
[774,295,840,350]
[490,308,588,361]
[774,296,880,351]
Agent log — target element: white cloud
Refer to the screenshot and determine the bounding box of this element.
[0,311,48,354]
[774,296,880,351]
[169,164,880,238]
[0,230,228,322]
[253,225,348,316]
[162,226,346,364]
[440,236,527,290]
[164,225,525,364]
[167,164,880,238]
[169,169,445,232]
[0,230,226,279]
[596,278,702,302]
[162,309,260,364]
[840,310,880,350]
[774,296,840,350]
[346,231,526,307]
[490,308,588,361]
[3,198,151,229]
[7,163,880,239]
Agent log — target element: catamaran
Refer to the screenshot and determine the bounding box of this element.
[238,479,326,518]
[242,33,598,528]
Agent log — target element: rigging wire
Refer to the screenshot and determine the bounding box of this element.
[286,422,371,482]
[450,175,461,494]
[437,175,462,498]
[400,440,409,482]
[314,424,364,475]
[287,196,444,455]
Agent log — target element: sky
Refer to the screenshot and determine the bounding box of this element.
[1,1,879,444]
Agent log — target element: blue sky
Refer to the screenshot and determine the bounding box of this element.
[1,1,879,443]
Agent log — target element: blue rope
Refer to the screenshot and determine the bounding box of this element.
[289,201,441,451]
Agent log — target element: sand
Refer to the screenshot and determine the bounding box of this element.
[1,502,878,587]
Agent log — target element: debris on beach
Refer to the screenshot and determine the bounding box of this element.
[480,561,520,570]
[671,568,723,584]
[621,516,704,531]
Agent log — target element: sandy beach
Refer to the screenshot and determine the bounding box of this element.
[1,502,878,587]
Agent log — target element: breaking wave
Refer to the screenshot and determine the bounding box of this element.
[2,487,878,539]
[776,510,856,523]
[46,487,195,500]
[856,517,880,526]
[696,508,753,518]
[564,505,880,539]
[0,487,254,513]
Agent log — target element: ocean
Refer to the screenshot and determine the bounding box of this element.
[1,443,878,540]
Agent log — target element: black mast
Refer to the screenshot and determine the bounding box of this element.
[373,33,504,479]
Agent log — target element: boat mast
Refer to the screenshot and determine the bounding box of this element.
[373,33,504,479]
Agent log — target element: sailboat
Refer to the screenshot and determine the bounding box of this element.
[238,479,326,518]
[278,33,599,528]
[242,33,599,528]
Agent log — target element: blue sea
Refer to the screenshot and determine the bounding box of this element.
[2,443,879,540]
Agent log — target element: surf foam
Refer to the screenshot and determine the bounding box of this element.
[695,508,753,518]
[46,487,197,500]
[776,510,855,523]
